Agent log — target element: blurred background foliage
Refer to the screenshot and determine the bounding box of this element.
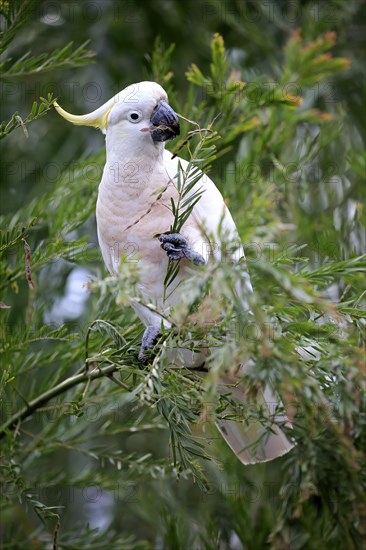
[0,0,365,549]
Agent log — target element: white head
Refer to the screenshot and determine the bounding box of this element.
[54,81,180,150]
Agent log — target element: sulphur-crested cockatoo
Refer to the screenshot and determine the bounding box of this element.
[54,81,294,464]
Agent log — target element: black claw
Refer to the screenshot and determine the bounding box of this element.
[160,242,180,253]
[158,233,206,266]
[159,233,187,247]
[183,249,206,266]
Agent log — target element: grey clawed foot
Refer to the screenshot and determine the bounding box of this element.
[138,325,161,363]
[158,233,205,266]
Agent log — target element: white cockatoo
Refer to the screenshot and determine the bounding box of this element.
[54,81,294,464]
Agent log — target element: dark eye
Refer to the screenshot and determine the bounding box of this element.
[128,111,141,123]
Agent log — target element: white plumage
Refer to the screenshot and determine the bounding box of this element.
[55,81,294,464]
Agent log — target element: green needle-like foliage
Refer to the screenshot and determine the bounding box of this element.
[0,2,365,549]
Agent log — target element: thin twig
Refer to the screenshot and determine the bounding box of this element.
[53,516,60,550]
[22,238,35,290]
[106,372,130,390]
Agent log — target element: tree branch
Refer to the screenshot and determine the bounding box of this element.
[0,363,119,439]
[0,359,208,440]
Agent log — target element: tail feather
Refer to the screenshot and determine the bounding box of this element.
[216,382,295,465]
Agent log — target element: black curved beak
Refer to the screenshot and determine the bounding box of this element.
[150,100,180,142]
